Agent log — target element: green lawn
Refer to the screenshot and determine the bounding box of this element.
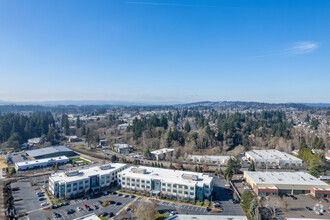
[71,157,89,164]
[74,144,90,150]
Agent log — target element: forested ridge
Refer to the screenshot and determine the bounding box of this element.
[0,112,55,147]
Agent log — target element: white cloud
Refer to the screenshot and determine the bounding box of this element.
[289,41,319,55]
[258,41,319,57]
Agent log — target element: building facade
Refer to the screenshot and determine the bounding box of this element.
[114,144,133,154]
[49,163,127,199]
[118,166,213,202]
[245,150,303,167]
[244,171,330,198]
[15,156,69,170]
[151,148,174,160]
[187,155,232,165]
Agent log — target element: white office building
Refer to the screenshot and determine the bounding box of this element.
[118,166,213,202]
[245,150,303,166]
[15,156,69,171]
[151,148,174,160]
[49,163,127,199]
[187,155,232,165]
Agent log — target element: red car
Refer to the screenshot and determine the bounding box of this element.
[83,204,88,209]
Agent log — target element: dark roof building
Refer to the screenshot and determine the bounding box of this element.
[25,146,77,159]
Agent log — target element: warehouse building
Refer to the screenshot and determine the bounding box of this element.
[151,148,174,160]
[15,156,69,170]
[49,163,127,199]
[118,166,213,202]
[245,150,303,167]
[26,146,77,159]
[187,155,232,165]
[244,171,330,198]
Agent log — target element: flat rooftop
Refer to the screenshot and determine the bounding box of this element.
[50,163,127,182]
[119,166,213,187]
[245,171,329,187]
[114,144,132,149]
[26,146,73,158]
[16,156,69,166]
[246,150,302,162]
[151,148,174,155]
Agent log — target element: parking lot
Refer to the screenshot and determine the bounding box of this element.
[46,193,135,220]
[12,179,50,214]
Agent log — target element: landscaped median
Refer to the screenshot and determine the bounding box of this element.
[118,190,211,208]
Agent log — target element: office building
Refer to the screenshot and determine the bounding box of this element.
[114,144,133,154]
[49,163,127,199]
[151,148,174,160]
[118,166,213,202]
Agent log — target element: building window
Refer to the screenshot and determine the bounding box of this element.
[141,180,145,183]
[173,184,177,188]
[162,183,165,186]
[168,184,171,187]
[184,186,188,189]
[190,192,194,195]
[190,187,194,190]
[147,181,150,184]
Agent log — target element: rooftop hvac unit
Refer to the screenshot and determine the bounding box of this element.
[100,164,112,170]
[131,168,146,174]
[182,174,198,181]
[65,170,82,177]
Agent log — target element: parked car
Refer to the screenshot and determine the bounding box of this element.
[109,212,114,217]
[40,202,49,207]
[130,195,136,198]
[125,207,131,211]
[94,205,99,210]
[63,202,70,206]
[83,204,88,209]
[118,193,123,196]
[306,206,312,211]
[116,202,121,205]
[124,194,129,198]
[52,212,61,218]
[77,207,82,211]
[100,212,107,217]
[314,210,322,215]
[103,191,109,195]
[97,200,102,205]
[109,200,115,204]
[38,197,46,201]
[37,194,44,197]
[66,209,75,214]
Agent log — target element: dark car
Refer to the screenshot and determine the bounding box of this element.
[100,212,107,217]
[118,193,123,196]
[306,206,312,211]
[130,195,136,198]
[109,200,115,204]
[94,205,99,210]
[323,198,328,203]
[38,197,46,201]
[124,194,129,198]
[63,202,70,206]
[116,202,122,205]
[109,212,114,217]
[290,195,297,200]
[52,212,61,218]
[97,200,102,205]
[66,209,75,214]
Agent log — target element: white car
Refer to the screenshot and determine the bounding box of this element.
[40,202,49,207]
[77,207,82,211]
[42,185,47,189]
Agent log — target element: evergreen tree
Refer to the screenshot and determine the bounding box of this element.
[248,161,256,171]
[184,121,191,132]
[76,116,81,128]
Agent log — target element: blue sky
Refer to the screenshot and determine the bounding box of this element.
[0,0,329,103]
